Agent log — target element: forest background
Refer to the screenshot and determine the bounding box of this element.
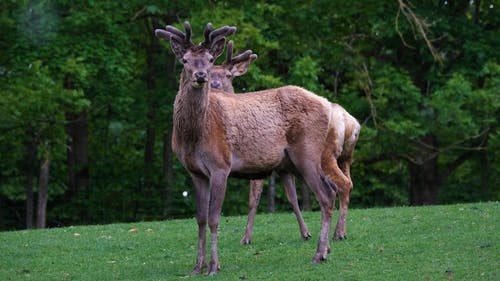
[0,0,498,230]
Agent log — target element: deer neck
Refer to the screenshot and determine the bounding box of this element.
[173,68,210,145]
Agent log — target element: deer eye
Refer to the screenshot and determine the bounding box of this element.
[181,58,187,64]
[226,74,232,78]
[209,57,215,63]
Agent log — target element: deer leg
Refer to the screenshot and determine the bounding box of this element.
[191,175,210,275]
[304,169,335,263]
[279,173,311,240]
[207,170,229,275]
[240,179,263,245]
[334,160,353,241]
[322,157,353,241]
[287,149,335,263]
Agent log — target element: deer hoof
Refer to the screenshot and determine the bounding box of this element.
[191,264,205,275]
[311,253,327,264]
[207,261,220,276]
[191,259,208,275]
[333,233,347,241]
[302,231,312,240]
[240,236,251,245]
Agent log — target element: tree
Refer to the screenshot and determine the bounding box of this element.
[0,0,497,230]
[0,60,89,228]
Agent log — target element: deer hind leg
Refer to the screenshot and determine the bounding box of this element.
[306,168,336,263]
[335,123,360,240]
[240,179,264,245]
[286,148,336,263]
[279,172,311,240]
[191,175,210,275]
[334,159,353,241]
[207,170,229,276]
[322,155,353,241]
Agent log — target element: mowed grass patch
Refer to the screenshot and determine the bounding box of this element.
[0,202,497,281]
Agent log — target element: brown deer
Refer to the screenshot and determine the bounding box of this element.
[155,22,351,275]
[209,42,360,243]
[209,41,311,244]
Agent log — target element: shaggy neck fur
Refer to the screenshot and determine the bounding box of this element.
[174,67,210,145]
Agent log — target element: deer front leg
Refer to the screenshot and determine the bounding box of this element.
[241,179,263,245]
[207,170,229,275]
[280,173,311,240]
[191,175,210,275]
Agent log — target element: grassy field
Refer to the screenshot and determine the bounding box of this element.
[0,202,498,281]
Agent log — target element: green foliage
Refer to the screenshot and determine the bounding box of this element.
[289,56,324,93]
[0,60,89,202]
[0,203,497,280]
[0,0,499,229]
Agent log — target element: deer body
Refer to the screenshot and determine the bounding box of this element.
[209,44,312,243]
[156,22,348,275]
[209,43,360,243]
[174,85,341,177]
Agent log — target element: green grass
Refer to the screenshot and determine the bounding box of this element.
[1,202,498,281]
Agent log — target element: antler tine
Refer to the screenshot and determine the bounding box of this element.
[183,21,192,43]
[203,23,213,45]
[230,50,254,64]
[222,40,258,66]
[155,29,171,40]
[165,26,184,39]
[210,26,236,43]
[163,21,194,47]
[224,40,234,64]
[201,25,237,48]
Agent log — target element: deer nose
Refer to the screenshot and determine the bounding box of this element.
[210,80,221,89]
[194,72,207,82]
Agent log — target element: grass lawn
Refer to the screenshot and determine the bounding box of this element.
[0,202,498,280]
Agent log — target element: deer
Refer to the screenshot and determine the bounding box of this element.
[209,42,360,244]
[209,40,312,244]
[155,21,352,275]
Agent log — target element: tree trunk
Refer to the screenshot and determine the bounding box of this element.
[36,157,50,229]
[268,174,276,213]
[25,177,34,229]
[474,0,481,24]
[144,104,156,190]
[65,110,89,224]
[142,16,161,190]
[163,129,174,211]
[66,111,89,196]
[409,156,440,205]
[24,133,37,229]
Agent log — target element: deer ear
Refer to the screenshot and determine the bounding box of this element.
[231,54,257,77]
[155,29,189,61]
[209,37,226,59]
[170,37,189,61]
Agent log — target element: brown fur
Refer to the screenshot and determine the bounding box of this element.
[156,23,356,275]
[210,57,360,242]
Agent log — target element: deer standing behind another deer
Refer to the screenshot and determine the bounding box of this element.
[209,40,311,244]
[155,21,354,275]
[209,41,360,244]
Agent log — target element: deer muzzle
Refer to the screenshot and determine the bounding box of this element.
[194,72,207,83]
[191,72,208,88]
[210,80,221,89]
